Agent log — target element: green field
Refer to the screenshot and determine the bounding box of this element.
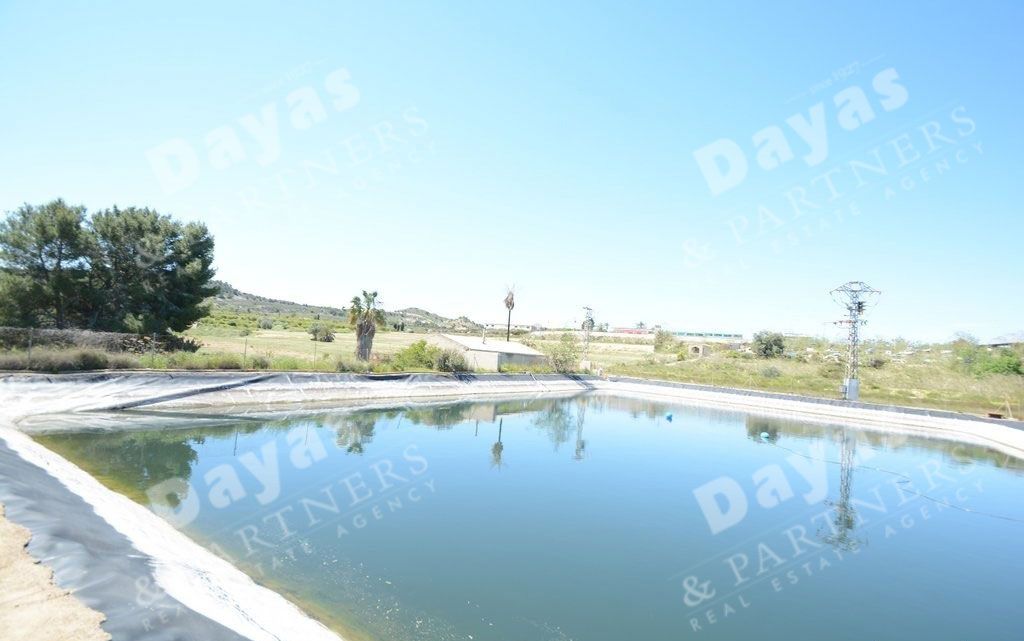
[187,326,423,365]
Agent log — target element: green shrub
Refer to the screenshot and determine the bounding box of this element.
[952,341,1023,377]
[974,349,1023,376]
[654,330,677,353]
[308,323,335,342]
[388,340,467,372]
[258,317,275,330]
[868,357,887,369]
[760,366,781,379]
[547,333,581,373]
[75,350,108,370]
[434,348,469,373]
[753,331,786,358]
[371,360,399,373]
[393,340,440,370]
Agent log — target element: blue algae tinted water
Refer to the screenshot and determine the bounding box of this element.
[36,395,1024,641]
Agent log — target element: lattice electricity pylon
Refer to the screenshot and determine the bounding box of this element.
[830,281,880,386]
[820,428,863,552]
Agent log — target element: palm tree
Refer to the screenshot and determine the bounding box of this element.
[349,290,385,361]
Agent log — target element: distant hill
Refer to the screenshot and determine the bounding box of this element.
[210,281,482,333]
[212,281,348,320]
[392,307,484,333]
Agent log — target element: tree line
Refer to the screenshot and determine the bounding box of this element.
[0,199,216,334]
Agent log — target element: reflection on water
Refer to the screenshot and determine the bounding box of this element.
[35,394,1024,641]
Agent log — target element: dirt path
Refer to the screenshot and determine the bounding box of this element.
[0,503,109,641]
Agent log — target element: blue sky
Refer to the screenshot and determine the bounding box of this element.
[1,1,1020,341]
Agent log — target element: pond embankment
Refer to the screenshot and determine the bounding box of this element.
[1,371,1022,641]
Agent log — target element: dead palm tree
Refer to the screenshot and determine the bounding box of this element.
[349,290,385,361]
[504,288,515,341]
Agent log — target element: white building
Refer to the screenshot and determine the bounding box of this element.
[429,334,547,371]
[983,332,1024,348]
[483,323,542,332]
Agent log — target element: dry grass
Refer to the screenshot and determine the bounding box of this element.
[187,327,423,361]
[608,352,1024,417]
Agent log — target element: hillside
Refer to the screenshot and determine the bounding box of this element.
[210,281,482,333]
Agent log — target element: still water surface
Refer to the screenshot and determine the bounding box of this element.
[37,395,1024,641]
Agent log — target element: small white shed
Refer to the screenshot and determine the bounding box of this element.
[430,334,547,371]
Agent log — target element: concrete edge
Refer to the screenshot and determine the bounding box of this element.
[3,370,1019,428]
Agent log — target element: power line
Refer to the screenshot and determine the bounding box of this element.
[581,306,594,359]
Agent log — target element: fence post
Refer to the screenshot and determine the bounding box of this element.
[27,328,33,369]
